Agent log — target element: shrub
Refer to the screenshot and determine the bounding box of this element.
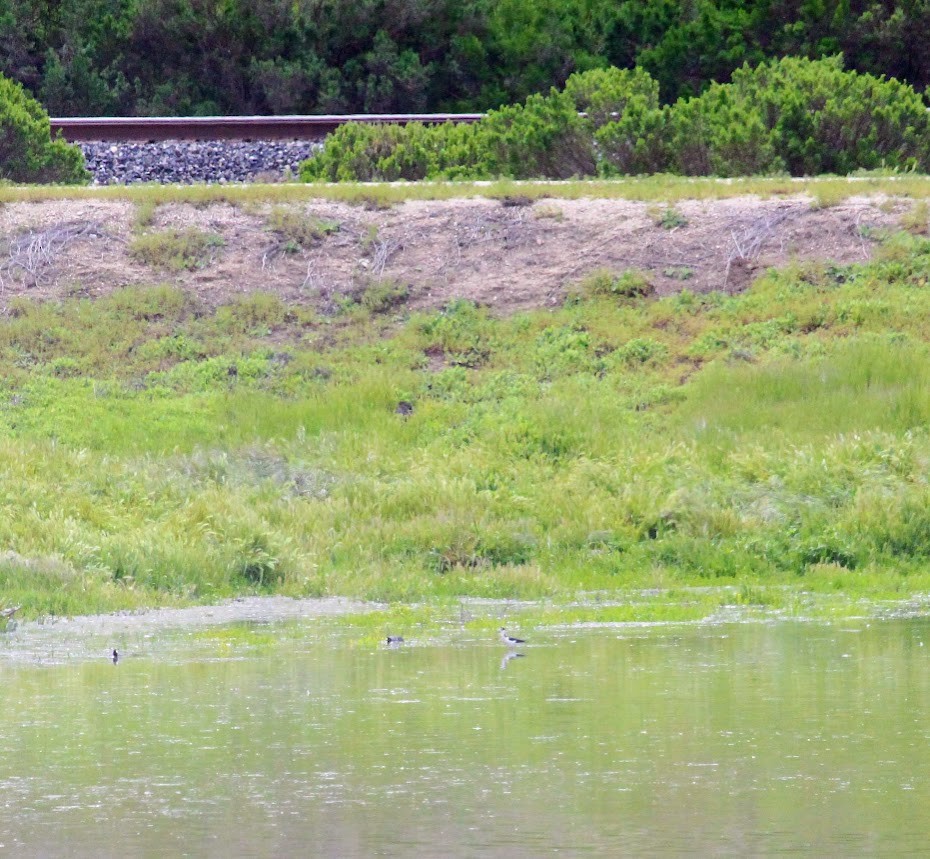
[532,326,598,379]
[614,337,667,365]
[302,68,619,181]
[901,201,929,236]
[471,87,595,179]
[534,203,565,221]
[578,268,654,300]
[303,57,930,181]
[106,284,191,321]
[417,300,494,367]
[301,66,663,181]
[359,278,410,313]
[265,207,339,249]
[662,56,930,176]
[563,66,660,130]
[653,206,688,229]
[216,293,288,333]
[604,55,930,177]
[129,228,225,272]
[233,534,284,587]
[301,121,486,182]
[0,73,88,184]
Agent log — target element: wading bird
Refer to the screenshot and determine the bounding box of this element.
[499,627,525,646]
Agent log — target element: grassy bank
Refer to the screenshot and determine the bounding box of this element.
[8,171,930,207]
[5,227,930,617]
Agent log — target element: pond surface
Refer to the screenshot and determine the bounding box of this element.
[2,617,930,856]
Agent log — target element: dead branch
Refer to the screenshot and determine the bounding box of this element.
[302,257,322,291]
[371,236,403,276]
[723,208,797,290]
[0,221,102,289]
[852,208,874,259]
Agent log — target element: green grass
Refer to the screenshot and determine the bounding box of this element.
[6,171,930,207]
[264,206,340,250]
[650,205,689,229]
[129,227,225,271]
[5,229,930,617]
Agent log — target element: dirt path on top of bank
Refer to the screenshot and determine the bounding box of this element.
[0,193,912,313]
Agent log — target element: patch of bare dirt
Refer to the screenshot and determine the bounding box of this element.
[0,194,909,313]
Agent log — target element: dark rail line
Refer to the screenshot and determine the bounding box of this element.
[50,114,486,143]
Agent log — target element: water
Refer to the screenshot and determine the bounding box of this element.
[1,619,929,856]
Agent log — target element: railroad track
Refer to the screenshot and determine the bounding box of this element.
[50,114,486,143]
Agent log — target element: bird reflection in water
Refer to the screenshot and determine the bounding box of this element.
[500,651,526,670]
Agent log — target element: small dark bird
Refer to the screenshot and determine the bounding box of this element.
[112,649,119,664]
[395,401,414,418]
[499,627,525,646]
[386,635,405,645]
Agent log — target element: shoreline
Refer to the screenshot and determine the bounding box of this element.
[7,585,930,639]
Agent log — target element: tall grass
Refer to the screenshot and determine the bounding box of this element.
[4,231,930,615]
[683,338,930,438]
[5,171,930,206]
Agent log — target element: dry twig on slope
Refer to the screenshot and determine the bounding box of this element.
[0,220,102,289]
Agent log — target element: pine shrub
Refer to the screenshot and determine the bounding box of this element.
[0,74,88,184]
[660,55,930,176]
[301,57,930,181]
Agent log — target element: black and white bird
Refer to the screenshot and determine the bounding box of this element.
[499,627,525,646]
[386,635,405,645]
[112,649,119,664]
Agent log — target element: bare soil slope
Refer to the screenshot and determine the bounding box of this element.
[0,194,910,312]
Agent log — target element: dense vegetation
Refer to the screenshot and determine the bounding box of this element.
[0,73,87,183]
[5,0,930,116]
[302,58,930,181]
[4,222,930,616]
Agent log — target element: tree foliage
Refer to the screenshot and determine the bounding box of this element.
[5,0,930,116]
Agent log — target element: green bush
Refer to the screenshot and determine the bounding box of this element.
[359,278,410,313]
[265,208,339,249]
[417,300,494,367]
[302,67,624,181]
[216,293,288,334]
[562,66,659,129]
[532,326,598,379]
[303,57,930,181]
[659,55,930,176]
[471,88,596,179]
[613,337,667,365]
[301,121,486,182]
[301,66,664,181]
[596,55,927,177]
[578,268,654,300]
[0,73,87,184]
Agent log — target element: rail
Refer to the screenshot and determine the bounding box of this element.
[50,114,486,143]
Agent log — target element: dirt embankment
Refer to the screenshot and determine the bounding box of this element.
[0,194,910,313]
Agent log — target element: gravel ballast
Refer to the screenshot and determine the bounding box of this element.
[80,139,322,184]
